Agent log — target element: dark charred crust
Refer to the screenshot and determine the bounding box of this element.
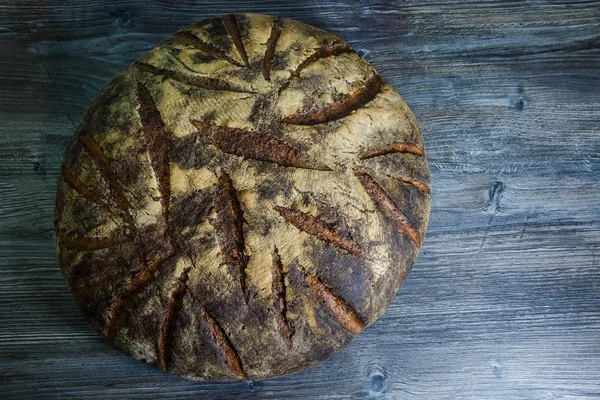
[210,172,248,301]
[354,168,422,246]
[262,18,282,81]
[172,31,243,67]
[134,62,252,93]
[61,166,111,212]
[360,142,424,159]
[106,257,165,340]
[191,120,331,171]
[299,266,365,335]
[158,268,190,370]
[77,131,134,226]
[282,74,383,125]
[59,234,128,251]
[136,83,171,230]
[197,300,247,379]
[273,206,368,258]
[222,14,250,68]
[388,175,431,194]
[271,248,293,346]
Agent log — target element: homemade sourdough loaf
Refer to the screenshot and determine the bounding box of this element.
[54,13,431,380]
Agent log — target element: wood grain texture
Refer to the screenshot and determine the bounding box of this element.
[1,0,599,398]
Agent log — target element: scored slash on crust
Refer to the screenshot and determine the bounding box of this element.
[186,256,248,379]
[278,41,355,93]
[222,14,250,68]
[297,265,365,335]
[271,248,293,346]
[158,268,190,370]
[387,174,431,194]
[210,172,248,302]
[190,119,331,171]
[360,142,425,159]
[273,205,369,259]
[354,168,422,247]
[77,131,135,226]
[171,31,244,67]
[134,62,252,93]
[281,74,383,126]
[136,83,171,232]
[60,166,112,213]
[262,17,282,81]
[198,300,248,379]
[359,142,430,193]
[292,42,354,79]
[106,255,167,339]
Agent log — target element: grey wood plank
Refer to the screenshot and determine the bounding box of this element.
[1,0,599,399]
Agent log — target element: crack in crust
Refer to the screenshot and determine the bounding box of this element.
[354,168,422,247]
[191,120,331,171]
[262,17,282,81]
[281,74,383,125]
[222,14,250,68]
[77,131,134,226]
[136,83,171,230]
[299,266,365,335]
[172,31,244,67]
[274,206,368,258]
[388,175,431,194]
[134,62,252,93]
[271,249,293,346]
[361,142,424,159]
[158,268,190,370]
[210,172,248,301]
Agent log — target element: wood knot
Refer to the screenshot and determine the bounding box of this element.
[510,85,527,111]
[369,372,386,394]
[485,181,504,214]
[113,10,134,29]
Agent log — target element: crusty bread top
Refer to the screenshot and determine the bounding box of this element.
[54,13,430,380]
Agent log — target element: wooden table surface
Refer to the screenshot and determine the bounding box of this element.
[1,1,599,399]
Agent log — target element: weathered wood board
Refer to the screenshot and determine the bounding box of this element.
[1,0,599,398]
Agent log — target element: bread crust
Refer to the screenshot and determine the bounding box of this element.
[54,13,431,380]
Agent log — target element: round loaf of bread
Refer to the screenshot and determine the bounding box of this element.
[54,13,431,380]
